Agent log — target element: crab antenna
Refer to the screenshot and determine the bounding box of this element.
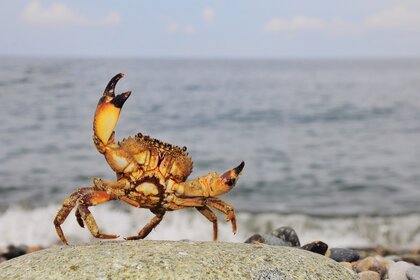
[103,73,125,97]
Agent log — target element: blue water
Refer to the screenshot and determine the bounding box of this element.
[0,57,419,247]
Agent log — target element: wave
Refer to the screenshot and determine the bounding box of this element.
[0,204,419,249]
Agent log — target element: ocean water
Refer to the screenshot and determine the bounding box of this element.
[0,57,419,248]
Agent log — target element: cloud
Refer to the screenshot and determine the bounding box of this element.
[366,5,420,31]
[166,23,179,33]
[265,2,420,37]
[265,16,326,32]
[202,7,215,22]
[184,25,195,34]
[166,23,195,34]
[20,1,120,27]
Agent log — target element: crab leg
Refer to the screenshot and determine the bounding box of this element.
[205,198,237,234]
[54,189,84,245]
[168,196,237,235]
[76,204,119,240]
[196,206,218,240]
[54,187,118,245]
[124,210,166,240]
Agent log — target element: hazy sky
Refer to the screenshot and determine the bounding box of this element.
[2,0,420,58]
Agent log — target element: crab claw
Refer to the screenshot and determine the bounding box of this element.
[221,161,245,187]
[93,73,132,145]
[103,73,125,97]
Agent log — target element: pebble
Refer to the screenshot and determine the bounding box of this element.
[401,255,420,266]
[329,248,360,262]
[406,266,420,280]
[244,233,289,246]
[1,245,27,260]
[339,262,354,270]
[300,240,329,255]
[27,246,43,254]
[386,255,403,262]
[388,261,414,280]
[356,256,386,278]
[358,271,381,280]
[270,226,301,247]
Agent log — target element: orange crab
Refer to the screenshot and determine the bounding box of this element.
[54,73,244,244]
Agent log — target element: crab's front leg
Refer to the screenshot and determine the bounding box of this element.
[166,196,237,237]
[165,161,244,238]
[54,186,119,245]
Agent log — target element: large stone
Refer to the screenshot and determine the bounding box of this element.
[0,241,358,280]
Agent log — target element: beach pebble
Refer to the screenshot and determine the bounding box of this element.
[406,266,420,280]
[300,240,328,255]
[1,245,27,260]
[244,233,289,246]
[27,246,43,254]
[388,261,414,280]
[386,255,403,262]
[339,262,354,271]
[356,256,386,278]
[401,255,420,266]
[329,248,360,262]
[358,271,381,280]
[270,226,301,247]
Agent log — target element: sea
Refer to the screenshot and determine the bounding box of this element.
[0,57,419,249]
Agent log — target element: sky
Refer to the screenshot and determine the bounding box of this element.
[1,0,420,58]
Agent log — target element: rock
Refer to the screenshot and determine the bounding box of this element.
[388,261,414,280]
[356,256,386,278]
[328,248,360,262]
[0,256,6,264]
[339,262,354,270]
[401,255,420,266]
[244,233,289,246]
[378,256,395,272]
[301,241,329,255]
[0,240,359,279]
[1,245,27,260]
[358,271,381,280]
[406,266,420,280]
[270,226,301,247]
[386,255,403,262]
[27,246,44,254]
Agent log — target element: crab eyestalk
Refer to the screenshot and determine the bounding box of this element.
[93,73,131,145]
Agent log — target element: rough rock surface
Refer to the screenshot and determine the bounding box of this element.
[0,240,358,280]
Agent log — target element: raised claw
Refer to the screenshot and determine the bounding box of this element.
[103,73,125,97]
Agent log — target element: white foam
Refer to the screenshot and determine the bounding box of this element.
[0,204,419,249]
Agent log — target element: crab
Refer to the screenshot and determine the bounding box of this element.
[54,73,245,244]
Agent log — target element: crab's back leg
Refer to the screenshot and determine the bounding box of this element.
[54,189,85,245]
[196,206,218,240]
[76,189,119,240]
[124,210,165,240]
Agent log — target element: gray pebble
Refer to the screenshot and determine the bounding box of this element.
[300,241,328,255]
[244,234,289,246]
[388,261,414,280]
[406,266,420,280]
[329,248,360,262]
[270,226,300,247]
